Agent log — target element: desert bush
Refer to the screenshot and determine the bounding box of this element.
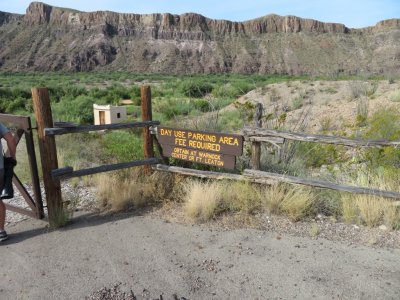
[355,196,384,227]
[348,81,378,99]
[52,95,104,123]
[101,131,143,162]
[261,183,287,214]
[348,81,367,99]
[221,181,261,214]
[389,90,400,102]
[212,81,253,99]
[363,108,400,167]
[356,96,369,126]
[95,171,149,211]
[295,142,345,168]
[280,186,315,221]
[319,116,333,133]
[182,180,223,222]
[193,99,211,112]
[154,97,192,120]
[233,100,255,124]
[50,206,72,228]
[260,184,315,221]
[383,202,400,230]
[217,110,243,131]
[56,132,104,169]
[291,90,307,110]
[340,169,400,228]
[179,80,213,98]
[341,194,359,224]
[313,189,342,217]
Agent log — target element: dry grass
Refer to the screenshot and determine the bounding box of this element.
[261,184,315,221]
[341,194,359,224]
[222,181,260,213]
[95,173,147,211]
[95,168,156,211]
[280,187,315,221]
[182,180,223,222]
[389,90,400,102]
[340,171,400,228]
[261,183,287,214]
[309,223,321,237]
[383,202,400,229]
[355,196,384,227]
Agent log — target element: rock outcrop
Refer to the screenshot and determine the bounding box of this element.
[0,1,399,75]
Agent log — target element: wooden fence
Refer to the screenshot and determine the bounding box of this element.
[31,87,400,225]
[32,86,159,226]
[152,102,400,201]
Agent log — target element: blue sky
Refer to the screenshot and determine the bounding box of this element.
[1,0,399,28]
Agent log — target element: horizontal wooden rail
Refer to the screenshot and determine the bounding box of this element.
[153,164,248,181]
[244,169,400,200]
[52,158,160,179]
[45,121,160,136]
[153,165,400,200]
[5,204,37,219]
[0,113,31,130]
[243,127,400,148]
[248,136,284,144]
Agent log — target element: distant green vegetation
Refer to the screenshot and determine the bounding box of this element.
[0,71,308,124]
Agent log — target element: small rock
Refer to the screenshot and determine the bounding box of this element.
[379,225,388,231]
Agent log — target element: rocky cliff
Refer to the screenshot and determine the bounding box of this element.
[0,2,399,75]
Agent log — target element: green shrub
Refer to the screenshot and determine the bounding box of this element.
[179,80,213,98]
[154,97,192,120]
[295,143,344,168]
[102,131,144,162]
[6,96,26,113]
[363,108,400,167]
[390,90,400,102]
[52,95,103,124]
[193,99,211,112]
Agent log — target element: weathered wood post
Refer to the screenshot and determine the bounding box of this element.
[251,103,263,170]
[141,85,154,174]
[32,87,62,226]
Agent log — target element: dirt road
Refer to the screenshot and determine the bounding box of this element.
[1,211,399,299]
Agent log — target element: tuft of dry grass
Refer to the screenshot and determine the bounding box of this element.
[341,170,400,228]
[182,180,223,222]
[280,186,315,221]
[355,196,384,227]
[389,90,400,102]
[222,181,260,214]
[261,183,287,214]
[341,194,359,224]
[383,201,400,230]
[94,168,160,212]
[261,184,315,221]
[309,223,321,237]
[95,173,146,211]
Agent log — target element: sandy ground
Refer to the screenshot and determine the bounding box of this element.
[236,79,400,133]
[1,211,399,300]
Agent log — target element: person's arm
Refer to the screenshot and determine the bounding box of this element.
[3,132,16,160]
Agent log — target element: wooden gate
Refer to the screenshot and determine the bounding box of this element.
[0,114,44,219]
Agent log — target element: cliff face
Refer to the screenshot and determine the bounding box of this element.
[0,1,399,75]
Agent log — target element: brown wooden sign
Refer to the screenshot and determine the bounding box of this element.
[157,127,243,155]
[156,127,243,170]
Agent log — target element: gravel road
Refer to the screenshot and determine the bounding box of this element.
[1,211,399,300]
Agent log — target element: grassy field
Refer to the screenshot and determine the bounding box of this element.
[1,72,399,230]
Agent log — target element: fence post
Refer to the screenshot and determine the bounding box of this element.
[251,103,263,170]
[141,85,154,174]
[32,87,62,226]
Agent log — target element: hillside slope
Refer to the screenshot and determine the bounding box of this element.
[0,2,399,75]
